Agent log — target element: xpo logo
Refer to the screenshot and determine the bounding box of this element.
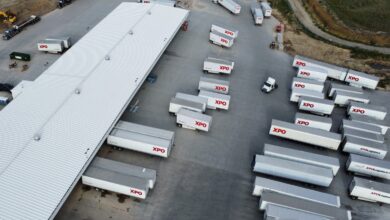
[295,61,306,66]
[300,71,310,76]
[272,127,287,134]
[195,121,207,128]
[39,45,48,48]
[220,66,230,71]
[215,100,227,106]
[221,38,228,43]
[130,189,143,196]
[352,108,365,114]
[348,75,360,81]
[224,30,234,36]
[303,102,314,108]
[153,146,166,154]
[297,120,309,126]
[294,83,305,88]
[215,86,227,91]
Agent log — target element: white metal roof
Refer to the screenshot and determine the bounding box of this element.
[0,3,188,220]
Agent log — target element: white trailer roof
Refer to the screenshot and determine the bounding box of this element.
[0,3,188,220]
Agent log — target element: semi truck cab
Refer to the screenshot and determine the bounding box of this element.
[262,77,278,93]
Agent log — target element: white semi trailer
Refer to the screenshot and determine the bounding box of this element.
[347,154,390,180]
[345,69,380,89]
[296,66,328,82]
[250,3,263,25]
[210,24,238,38]
[176,108,212,132]
[213,0,241,14]
[347,101,387,120]
[175,92,207,112]
[169,97,204,114]
[328,83,363,97]
[342,136,388,160]
[260,2,272,17]
[349,177,390,204]
[333,90,370,106]
[291,77,324,92]
[298,96,334,115]
[264,204,335,220]
[342,127,384,144]
[341,119,382,135]
[349,114,390,135]
[198,76,229,94]
[290,88,324,102]
[209,30,234,47]
[198,90,230,110]
[203,57,234,74]
[294,112,332,131]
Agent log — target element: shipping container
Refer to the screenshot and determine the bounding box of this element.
[169,97,203,114]
[250,4,263,25]
[210,24,238,38]
[176,108,212,132]
[294,112,332,131]
[349,177,390,204]
[290,88,324,102]
[347,154,390,180]
[259,191,352,220]
[341,119,382,135]
[175,92,207,112]
[349,114,390,135]
[203,57,234,74]
[209,30,234,47]
[342,136,387,160]
[347,101,387,120]
[345,69,380,89]
[263,143,339,175]
[252,176,340,207]
[260,2,272,17]
[11,80,33,99]
[198,76,229,94]
[270,119,341,150]
[298,96,334,115]
[108,121,175,158]
[198,90,230,110]
[333,90,370,106]
[291,77,324,92]
[343,127,384,144]
[292,55,348,81]
[264,204,334,220]
[253,155,333,187]
[215,0,241,14]
[37,39,64,53]
[296,66,328,82]
[328,83,363,97]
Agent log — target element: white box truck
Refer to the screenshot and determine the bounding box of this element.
[350,114,390,135]
[214,0,241,14]
[252,176,340,207]
[264,204,335,220]
[210,24,238,38]
[175,92,207,112]
[291,77,324,92]
[342,127,384,144]
[169,97,204,115]
[345,69,380,89]
[292,55,348,81]
[269,119,342,150]
[297,66,328,82]
[333,90,370,106]
[176,108,212,132]
[11,80,33,99]
[342,136,387,160]
[198,90,230,110]
[328,83,364,97]
[107,121,175,158]
[347,101,387,120]
[290,88,324,102]
[198,76,229,94]
[259,191,352,220]
[349,177,390,204]
[260,2,272,17]
[263,144,339,175]
[250,4,263,25]
[347,154,390,180]
[295,112,332,131]
[253,155,333,187]
[298,96,334,115]
[203,57,234,74]
[341,119,382,135]
[37,39,64,53]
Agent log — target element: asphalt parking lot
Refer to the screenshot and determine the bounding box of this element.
[0,0,389,220]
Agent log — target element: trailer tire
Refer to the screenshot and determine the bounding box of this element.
[176,123,182,127]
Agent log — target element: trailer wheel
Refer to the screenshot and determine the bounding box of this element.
[351,196,357,200]
[176,123,182,128]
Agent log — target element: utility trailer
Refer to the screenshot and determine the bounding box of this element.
[342,136,387,160]
[198,90,230,110]
[203,57,234,74]
[341,119,382,135]
[269,119,341,150]
[209,31,234,47]
[107,121,175,158]
[169,97,203,115]
[347,154,390,180]
[264,204,334,220]
[345,69,380,89]
[250,3,263,25]
[347,101,387,120]
[292,55,348,81]
[264,143,339,175]
[82,157,157,200]
[37,40,64,53]
[252,176,340,207]
[349,177,390,204]
[328,82,364,97]
[210,24,238,38]
[291,77,324,92]
[295,112,332,131]
[259,191,352,220]
[290,88,324,102]
[298,96,334,115]
[175,92,207,112]
[213,0,241,14]
[198,76,229,94]
[349,114,390,135]
[253,155,333,187]
[176,108,212,132]
[342,127,384,144]
[296,66,328,82]
[260,2,272,17]
[333,90,370,106]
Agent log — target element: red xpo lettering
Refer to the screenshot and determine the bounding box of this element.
[295,61,306,66]
[297,120,309,126]
[224,30,234,36]
[153,146,166,154]
[352,108,365,114]
[294,83,305,88]
[272,127,287,134]
[215,100,227,106]
[215,86,227,91]
[300,71,310,76]
[195,121,207,128]
[221,38,228,43]
[39,45,48,48]
[219,66,230,71]
[371,192,381,196]
[303,102,314,108]
[348,75,359,81]
[130,189,143,196]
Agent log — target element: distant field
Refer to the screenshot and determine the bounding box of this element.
[324,0,390,33]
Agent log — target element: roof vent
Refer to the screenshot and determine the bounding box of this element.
[75,89,81,94]
[147,10,152,15]
[33,135,41,141]
[129,30,134,35]
[105,55,110,60]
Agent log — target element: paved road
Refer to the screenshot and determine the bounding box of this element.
[286,0,390,54]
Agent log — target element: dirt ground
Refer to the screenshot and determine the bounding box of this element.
[0,0,56,31]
